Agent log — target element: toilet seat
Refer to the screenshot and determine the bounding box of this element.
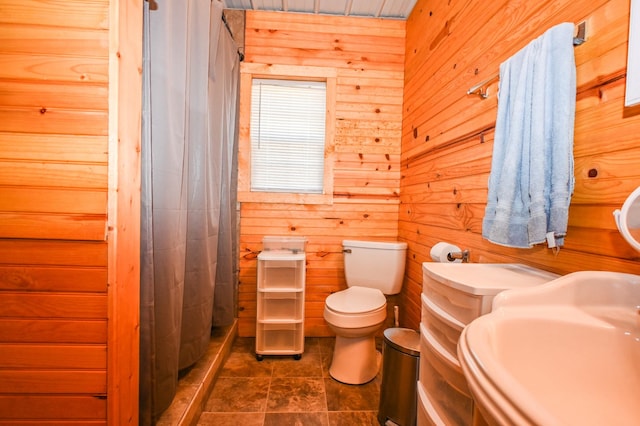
[325,286,386,314]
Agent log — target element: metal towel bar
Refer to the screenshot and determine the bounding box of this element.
[467,22,586,99]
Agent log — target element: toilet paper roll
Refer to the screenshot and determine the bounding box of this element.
[430,242,463,263]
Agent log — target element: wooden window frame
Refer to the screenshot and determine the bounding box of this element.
[238,63,336,204]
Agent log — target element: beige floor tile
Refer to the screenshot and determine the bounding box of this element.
[327,410,379,426]
[219,351,273,377]
[324,377,381,412]
[197,337,386,426]
[204,377,270,412]
[264,412,330,426]
[198,412,265,425]
[271,352,323,378]
[266,377,328,412]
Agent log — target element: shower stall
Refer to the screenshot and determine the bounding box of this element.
[139,1,240,422]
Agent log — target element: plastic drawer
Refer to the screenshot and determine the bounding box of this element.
[256,322,304,354]
[422,274,490,325]
[257,290,304,320]
[419,324,473,426]
[417,381,447,426]
[421,293,464,357]
[419,323,469,395]
[258,260,305,290]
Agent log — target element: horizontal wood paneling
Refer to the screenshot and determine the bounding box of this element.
[0,0,111,423]
[0,161,108,188]
[0,266,107,293]
[239,11,406,336]
[0,319,107,343]
[1,293,108,319]
[0,24,109,57]
[0,81,109,110]
[0,396,106,421]
[0,240,107,267]
[0,188,107,214]
[400,0,640,330]
[0,1,109,30]
[0,133,108,163]
[0,371,106,394]
[0,54,108,83]
[0,108,109,136]
[0,344,106,369]
[0,212,106,240]
[238,203,400,336]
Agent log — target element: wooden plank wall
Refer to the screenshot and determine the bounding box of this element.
[238,11,406,337]
[0,0,111,423]
[401,0,640,329]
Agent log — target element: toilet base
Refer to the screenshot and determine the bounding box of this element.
[329,334,381,384]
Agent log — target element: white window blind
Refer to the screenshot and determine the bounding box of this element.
[250,79,327,194]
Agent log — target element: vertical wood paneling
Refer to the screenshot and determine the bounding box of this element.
[400,0,640,330]
[107,0,142,424]
[239,10,405,336]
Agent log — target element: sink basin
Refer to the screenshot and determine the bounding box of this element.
[458,271,640,426]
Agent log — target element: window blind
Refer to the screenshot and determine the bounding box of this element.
[250,78,327,194]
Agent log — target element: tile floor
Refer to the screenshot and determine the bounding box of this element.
[196,336,383,426]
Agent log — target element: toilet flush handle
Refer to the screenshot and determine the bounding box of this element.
[343,249,352,254]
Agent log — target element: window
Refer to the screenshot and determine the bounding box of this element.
[237,63,336,204]
[250,79,327,194]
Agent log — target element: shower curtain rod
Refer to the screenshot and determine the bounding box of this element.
[467,21,586,99]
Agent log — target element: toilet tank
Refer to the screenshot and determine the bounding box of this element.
[343,240,408,295]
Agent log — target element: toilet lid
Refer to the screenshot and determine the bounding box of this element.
[326,286,386,314]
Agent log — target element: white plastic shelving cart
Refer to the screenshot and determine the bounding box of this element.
[255,237,306,361]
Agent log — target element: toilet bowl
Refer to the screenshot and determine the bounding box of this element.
[325,286,387,335]
[324,286,387,384]
[323,240,407,384]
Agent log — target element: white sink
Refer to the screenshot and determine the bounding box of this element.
[458,271,640,426]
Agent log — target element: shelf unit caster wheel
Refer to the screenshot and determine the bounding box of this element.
[256,354,264,361]
[293,354,302,360]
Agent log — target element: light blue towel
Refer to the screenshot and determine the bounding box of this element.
[482,23,576,248]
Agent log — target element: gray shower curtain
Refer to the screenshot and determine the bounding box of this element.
[139,1,239,423]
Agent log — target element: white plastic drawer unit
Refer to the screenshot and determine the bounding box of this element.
[256,250,306,360]
[419,323,473,426]
[418,262,559,426]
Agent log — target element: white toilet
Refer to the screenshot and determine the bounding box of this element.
[324,239,408,384]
